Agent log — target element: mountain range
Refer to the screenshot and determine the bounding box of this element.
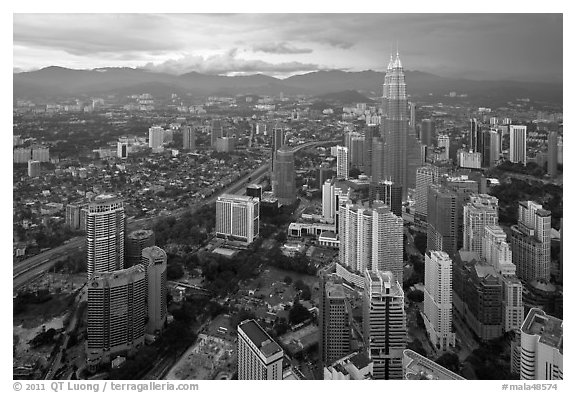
[13,67,562,106]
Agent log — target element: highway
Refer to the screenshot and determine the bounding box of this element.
[13,140,338,291]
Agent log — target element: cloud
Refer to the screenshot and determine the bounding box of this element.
[252,42,313,54]
[141,49,321,76]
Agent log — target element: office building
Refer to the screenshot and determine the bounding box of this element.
[273,147,296,205]
[246,184,263,200]
[211,119,224,147]
[13,147,31,163]
[547,131,558,177]
[402,350,464,380]
[324,351,373,380]
[458,150,482,169]
[363,270,406,380]
[502,276,524,333]
[320,279,351,365]
[370,137,385,183]
[453,251,502,341]
[148,126,164,149]
[469,118,481,152]
[125,229,155,268]
[66,202,88,231]
[423,251,456,351]
[427,185,458,257]
[511,201,551,282]
[437,134,450,161]
[216,194,259,245]
[31,146,50,162]
[322,179,351,224]
[372,204,404,283]
[86,194,125,279]
[481,130,500,167]
[483,225,514,274]
[462,194,499,255]
[141,246,167,334]
[381,52,409,199]
[237,319,283,380]
[345,132,365,170]
[182,125,196,151]
[27,160,41,177]
[215,136,235,152]
[270,124,285,172]
[420,119,436,146]
[368,179,402,217]
[318,165,334,187]
[363,126,377,177]
[415,165,440,221]
[86,265,146,370]
[520,308,563,380]
[117,139,128,159]
[336,146,349,180]
[509,125,527,165]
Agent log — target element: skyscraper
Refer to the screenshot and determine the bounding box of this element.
[86,194,125,279]
[237,319,284,380]
[415,165,440,222]
[27,160,41,177]
[363,270,406,380]
[370,137,385,183]
[336,146,349,179]
[270,123,285,172]
[345,132,365,170]
[511,201,551,282]
[211,119,224,147]
[86,265,146,370]
[125,229,155,268]
[509,125,527,165]
[141,246,167,334]
[420,119,436,146]
[520,308,563,380]
[363,126,377,177]
[117,139,128,159]
[320,278,351,365]
[273,147,296,205]
[547,131,558,178]
[148,126,164,149]
[423,251,456,351]
[381,52,409,199]
[339,202,373,273]
[368,179,402,217]
[215,194,260,245]
[371,204,404,283]
[182,125,196,151]
[469,118,480,152]
[402,350,465,380]
[437,134,450,161]
[462,194,499,255]
[427,185,458,257]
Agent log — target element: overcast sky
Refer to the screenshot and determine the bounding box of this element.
[13,13,563,82]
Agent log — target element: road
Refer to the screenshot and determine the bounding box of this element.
[13,140,338,290]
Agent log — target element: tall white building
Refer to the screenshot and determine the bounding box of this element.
[415,165,440,221]
[27,160,41,177]
[372,203,404,283]
[117,139,128,159]
[237,319,283,380]
[336,145,349,179]
[86,194,125,279]
[509,125,527,165]
[141,246,167,334]
[216,194,259,245]
[86,265,146,370]
[321,179,351,224]
[520,308,563,380]
[423,251,456,351]
[148,126,165,149]
[463,194,499,255]
[363,270,406,380]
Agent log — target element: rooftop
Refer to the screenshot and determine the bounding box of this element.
[128,229,154,240]
[522,308,563,353]
[239,319,283,358]
[403,350,465,380]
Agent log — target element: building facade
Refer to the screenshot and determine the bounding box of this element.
[237,319,284,380]
[272,147,296,205]
[141,246,167,334]
[320,278,351,365]
[509,125,527,165]
[215,194,260,244]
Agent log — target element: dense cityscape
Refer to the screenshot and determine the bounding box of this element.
[13,13,563,384]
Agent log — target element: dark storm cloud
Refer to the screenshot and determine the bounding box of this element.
[142,48,320,76]
[252,42,313,54]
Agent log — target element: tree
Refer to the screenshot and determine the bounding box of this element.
[407,289,424,303]
[414,233,427,255]
[167,263,184,280]
[349,167,361,179]
[289,301,311,325]
[283,276,293,285]
[435,352,461,374]
[232,308,256,329]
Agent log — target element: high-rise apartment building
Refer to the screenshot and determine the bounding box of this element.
[86,265,146,370]
[27,160,41,177]
[381,53,409,199]
[368,179,402,217]
[141,246,167,334]
[437,134,450,161]
[336,146,349,180]
[125,229,155,268]
[547,131,558,177]
[363,270,406,380]
[423,251,456,351]
[182,125,196,151]
[211,119,224,147]
[117,139,128,159]
[511,201,551,282]
[520,308,563,380]
[509,125,527,165]
[427,185,458,257]
[322,179,351,225]
[148,126,164,149]
[13,147,31,163]
[320,278,351,365]
[372,204,404,283]
[237,319,284,380]
[31,146,50,162]
[272,147,296,205]
[216,194,259,245]
[86,194,125,279]
[462,194,499,255]
[270,124,285,172]
[469,118,481,152]
[66,202,88,231]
